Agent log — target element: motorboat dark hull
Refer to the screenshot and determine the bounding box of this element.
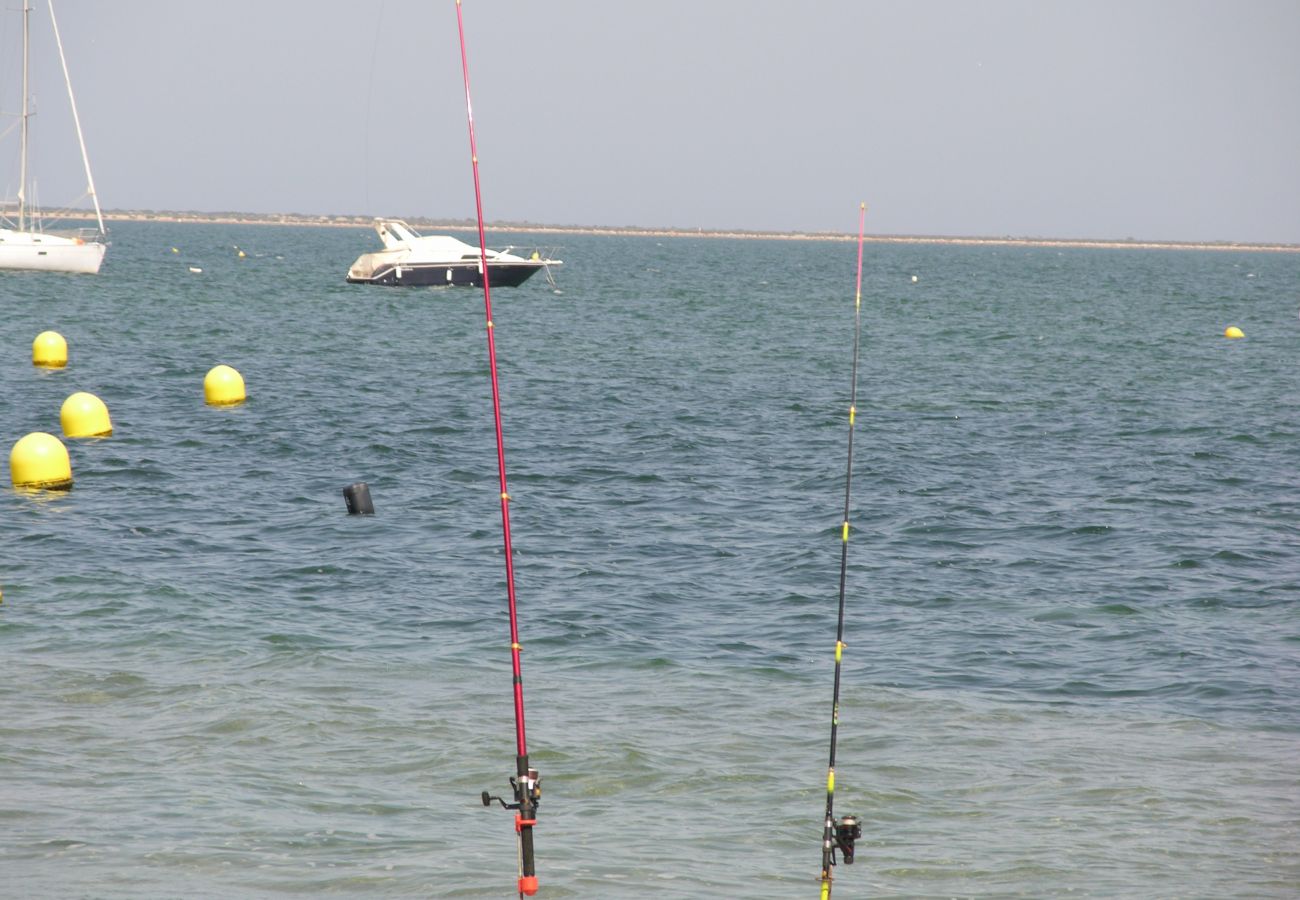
[346,260,548,287]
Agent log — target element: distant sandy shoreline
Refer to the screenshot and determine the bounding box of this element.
[98,211,1300,254]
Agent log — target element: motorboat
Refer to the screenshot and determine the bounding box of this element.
[0,0,108,275]
[345,219,561,287]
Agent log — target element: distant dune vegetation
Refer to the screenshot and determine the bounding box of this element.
[100,209,1300,253]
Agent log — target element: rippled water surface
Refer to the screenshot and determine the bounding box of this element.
[2,223,1298,898]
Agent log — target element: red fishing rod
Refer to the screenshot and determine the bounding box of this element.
[454,2,540,896]
[818,203,867,899]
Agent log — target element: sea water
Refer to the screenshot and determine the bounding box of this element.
[1,222,1297,898]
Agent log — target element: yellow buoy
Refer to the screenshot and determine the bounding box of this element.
[32,330,68,368]
[10,432,73,490]
[1224,325,1244,339]
[61,391,113,438]
[204,364,246,406]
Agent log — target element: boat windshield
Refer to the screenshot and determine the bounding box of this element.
[377,220,422,247]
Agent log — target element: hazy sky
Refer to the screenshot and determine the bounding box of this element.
[4,0,1298,242]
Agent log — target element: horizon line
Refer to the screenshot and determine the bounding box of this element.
[86,209,1300,254]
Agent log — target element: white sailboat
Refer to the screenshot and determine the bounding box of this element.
[0,0,107,274]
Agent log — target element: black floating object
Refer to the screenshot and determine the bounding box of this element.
[343,482,374,515]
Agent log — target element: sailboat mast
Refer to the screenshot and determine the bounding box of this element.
[18,0,30,232]
[48,0,104,235]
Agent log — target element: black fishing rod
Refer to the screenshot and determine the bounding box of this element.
[818,203,867,899]
[453,2,540,896]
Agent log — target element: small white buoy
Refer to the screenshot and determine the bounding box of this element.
[911,275,918,283]
[188,266,202,274]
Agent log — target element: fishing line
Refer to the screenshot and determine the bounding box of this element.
[818,202,867,899]
[453,2,540,897]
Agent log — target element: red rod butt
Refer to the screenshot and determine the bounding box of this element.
[518,875,539,895]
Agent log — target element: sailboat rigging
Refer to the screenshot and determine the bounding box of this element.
[0,0,107,274]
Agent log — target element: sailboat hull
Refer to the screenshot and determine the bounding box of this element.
[0,229,106,274]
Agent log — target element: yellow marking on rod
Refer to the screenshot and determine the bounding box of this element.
[821,879,831,900]
[849,406,856,426]
[827,768,835,792]
[501,492,511,500]
[511,642,522,651]
[835,640,844,662]
[842,522,850,543]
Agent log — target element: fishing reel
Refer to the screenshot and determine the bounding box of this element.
[481,766,542,816]
[482,760,542,896]
[832,814,862,865]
